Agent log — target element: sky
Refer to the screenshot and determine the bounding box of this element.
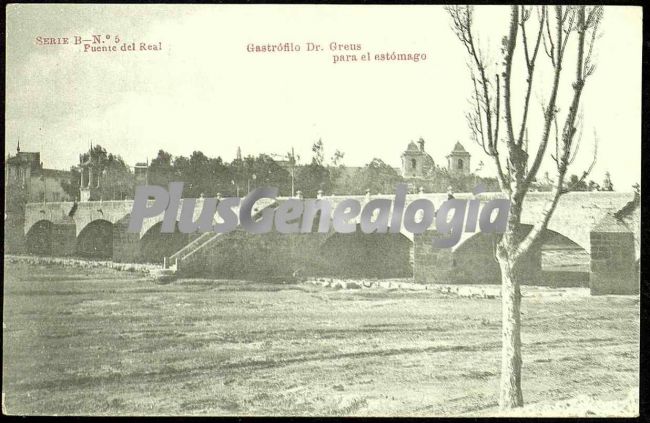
[5,4,643,190]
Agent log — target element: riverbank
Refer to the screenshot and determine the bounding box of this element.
[3,254,161,274]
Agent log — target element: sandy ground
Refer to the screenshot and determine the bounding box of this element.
[2,261,639,416]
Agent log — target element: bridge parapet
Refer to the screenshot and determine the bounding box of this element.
[322,191,633,250]
[24,202,76,235]
[20,191,636,277]
[24,191,634,246]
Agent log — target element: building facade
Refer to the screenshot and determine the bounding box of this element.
[5,144,73,203]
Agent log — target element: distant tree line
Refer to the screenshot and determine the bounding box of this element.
[566,171,614,192]
[532,171,615,192]
[57,141,564,200]
[149,149,293,198]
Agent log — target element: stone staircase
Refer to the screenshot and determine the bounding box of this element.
[167,229,225,267]
[162,198,280,275]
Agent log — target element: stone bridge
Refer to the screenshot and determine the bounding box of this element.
[13,191,637,287]
[20,197,273,263]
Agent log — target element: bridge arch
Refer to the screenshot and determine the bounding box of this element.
[139,221,193,264]
[25,220,54,255]
[76,219,114,259]
[320,224,412,278]
[451,224,588,285]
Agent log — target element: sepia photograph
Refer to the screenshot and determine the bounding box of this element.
[3,3,642,417]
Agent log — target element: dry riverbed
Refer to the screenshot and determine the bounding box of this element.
[2,261,639,416]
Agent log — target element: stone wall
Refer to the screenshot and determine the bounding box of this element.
[452,231,545,285]
[319,231,412,278]
[590,214,638,295]
[4,213,26,254]
[9,192,639,286]
[19,192,635,253]
[178,230,314,280]
[451,233,500,284]
[412,230,454,284]
[415,230,543,285]
[50,222,77,256]
[178,228,412,280]
[112,216,142,263]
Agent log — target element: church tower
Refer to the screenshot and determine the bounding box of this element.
[401,137,435,178]
[447,142,471,176]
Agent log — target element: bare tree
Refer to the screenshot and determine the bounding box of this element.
[446,5,602,409]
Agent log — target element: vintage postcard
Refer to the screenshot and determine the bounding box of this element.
[4,3,641,417]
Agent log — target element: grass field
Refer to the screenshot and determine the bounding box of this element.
[2,261,639,416]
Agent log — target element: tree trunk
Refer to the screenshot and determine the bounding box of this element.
[497,254,524,408]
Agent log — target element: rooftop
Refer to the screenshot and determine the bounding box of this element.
[405,141,420,152]
[448,142,471,157]
[6,151,42,171]
[452,142,468,152]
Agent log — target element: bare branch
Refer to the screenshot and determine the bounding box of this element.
[493,73,501,149]
[524,6,566,188]
[568,111,584,165]
[559,7,576,59]
[516,7,545,148]
[563,130,598,191]
[446,4,511,194]
[471,75,487,149]
[520,6,532,68]
[583,7,603,78]
[517,6,601,258]
[543,7,556,66]
[502,5,520,149]
[513,174,565,260]
[552,115,560,166]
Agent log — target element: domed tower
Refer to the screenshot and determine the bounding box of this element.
[447,142,471,176]
[401,137,434,178]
